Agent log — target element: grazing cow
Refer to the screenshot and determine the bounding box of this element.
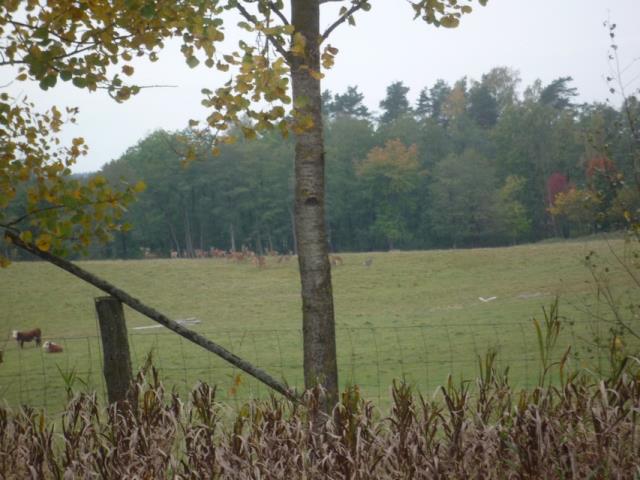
[13,328,42,348]
[43,341,63,353]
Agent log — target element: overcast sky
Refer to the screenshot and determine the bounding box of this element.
[3,0,639,173]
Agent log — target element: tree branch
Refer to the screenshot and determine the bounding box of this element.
[3,229,300,402]
[7,19,102,46]
[234,1,291,61]
[321,0,368,43]
[267,1,290,26]
[243,0,290,25]
[4,204,72,228]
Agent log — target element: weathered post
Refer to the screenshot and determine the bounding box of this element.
[95,296,133,404]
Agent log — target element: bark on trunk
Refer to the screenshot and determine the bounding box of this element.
[291,0,339,410]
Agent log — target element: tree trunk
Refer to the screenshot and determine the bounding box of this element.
[184,203,194,258]
[289,207,297,255]
[168,221,181,254]
[291,0,339,410]
[256,230,263,255]
[119,232,127,259]
[230,223,236,252]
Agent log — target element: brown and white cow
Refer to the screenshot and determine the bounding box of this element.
[12,328,42,348]
[43,341,64,353]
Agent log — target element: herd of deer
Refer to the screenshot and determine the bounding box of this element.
[154,247,375,269]
[167,247,294,268]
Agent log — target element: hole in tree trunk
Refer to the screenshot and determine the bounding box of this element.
[305,196,319,206]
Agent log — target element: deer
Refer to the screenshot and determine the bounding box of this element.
[229,251,245,262]
[330,255,344,266]
[363,257,373,267]
[252,255,267,268]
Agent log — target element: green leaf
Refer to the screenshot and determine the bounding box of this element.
[72,77,87,88]
[141,4,156,19]
[186,56,200,68]
[39,74,57,90]
[20,231,33,243]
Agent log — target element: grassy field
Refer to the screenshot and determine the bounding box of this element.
[0,237,636,412]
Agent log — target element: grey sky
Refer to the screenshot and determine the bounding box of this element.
[3,0,639,173]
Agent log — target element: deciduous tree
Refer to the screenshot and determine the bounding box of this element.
[1,0,487,410]
[357,139,424,249]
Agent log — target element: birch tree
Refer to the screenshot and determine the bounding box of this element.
[1,0,486,409]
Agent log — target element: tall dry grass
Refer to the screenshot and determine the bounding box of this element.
[1,355,639,479]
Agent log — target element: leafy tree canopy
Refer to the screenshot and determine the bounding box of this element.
[379,81,412,124]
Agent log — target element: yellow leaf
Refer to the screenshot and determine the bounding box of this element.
[20,231,33,243]
[242,126,256,140]
[290,32,307,56]
[35,233,52,252]
[134,180,146,193]
[309,69,324,80]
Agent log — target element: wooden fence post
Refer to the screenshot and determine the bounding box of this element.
[95,296,133,404]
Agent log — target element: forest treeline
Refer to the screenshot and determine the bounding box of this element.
[89,67,639,258]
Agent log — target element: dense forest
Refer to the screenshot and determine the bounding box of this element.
[86,67,639,258]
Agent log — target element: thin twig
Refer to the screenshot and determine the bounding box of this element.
[3,204,72,228]
[267,1,290,26]
[321,0,368,43]
[234,2,291,61]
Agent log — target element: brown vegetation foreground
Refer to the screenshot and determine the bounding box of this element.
[1,361,639,479]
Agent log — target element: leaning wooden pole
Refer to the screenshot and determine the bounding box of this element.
[5,231,298,402]
[95,296,133,404]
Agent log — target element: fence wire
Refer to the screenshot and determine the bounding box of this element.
[0,320,615,413]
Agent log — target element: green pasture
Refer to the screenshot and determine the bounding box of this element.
[0,237,636,412]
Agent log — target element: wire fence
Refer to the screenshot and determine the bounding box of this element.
[0,319,617,413]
